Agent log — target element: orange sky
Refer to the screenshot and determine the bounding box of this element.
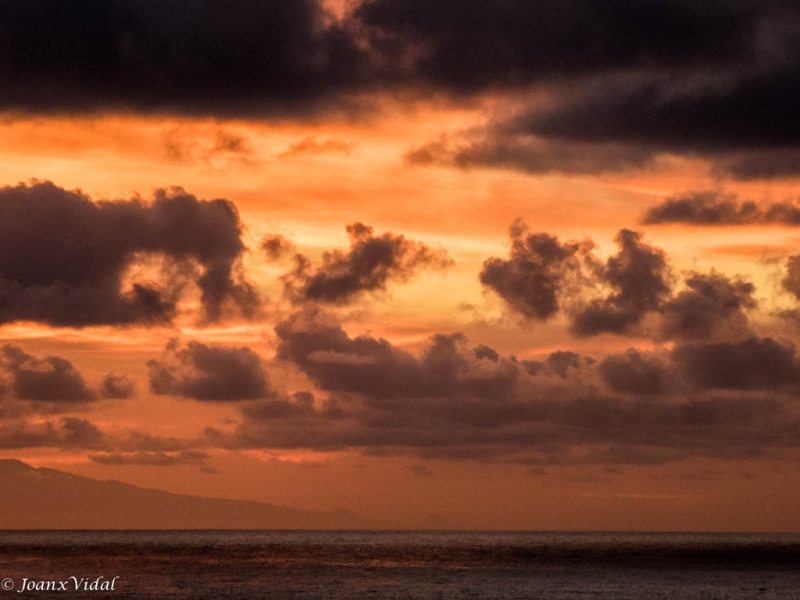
[3,0,800,531]
[0,112,798,531]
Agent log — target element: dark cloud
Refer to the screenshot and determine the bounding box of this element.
[516,66,800,154]
[147,339,270,401]
[521,350,592,379]
[278,137,356,158]
[2,1,798,181]
[0,345,94,403]
[282,222,451,304]
[545,351,585,379]
[261,234,296,262]
[644,190,800,225]
[0,0,370,118]
[355,0,761,92]
[480,224,757,341]
[211,312,800,464]
[0,181,257,326]
[254,310,800,463]
[672,337,800,390]
[389,1,800,179]
[473,344,499,362]
[0,417,107,450]
[660,272,755,340]
[405,134,659,176]
[88,450,209,467]
[101,374,135,399]
[571,230,672,337]
[275,307,521,403]
[782,256,800,301]
[599,350,668,395]
[480,219,594,320]
[0,0,771,119]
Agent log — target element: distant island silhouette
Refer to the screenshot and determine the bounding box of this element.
[0,459,364,529]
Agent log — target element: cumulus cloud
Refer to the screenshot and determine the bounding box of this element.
[480,219,594,320]
[0,345,94,404]
[599,350,669,395]
[281,223,451,304]
[480,222,761,341]
[571,230,672,337]
[671,337,800,390]
[660,272,755,340]
[274,307,522,404]
[0,181,257,326]
[207,310,800,464]
[147,340,271,401]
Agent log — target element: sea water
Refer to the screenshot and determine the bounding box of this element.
[0,530,798,599]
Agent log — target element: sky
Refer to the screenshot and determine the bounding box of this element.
[3,0,800,531]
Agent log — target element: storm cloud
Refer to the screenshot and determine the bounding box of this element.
[282,223,451,304]
[0,0,770,118]
[0,0,371,118]
[0,181,257,326]
[2,1,799,178]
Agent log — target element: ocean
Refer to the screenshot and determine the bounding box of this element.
[0,530,798,599]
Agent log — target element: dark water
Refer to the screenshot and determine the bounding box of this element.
[0,530,799,599]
